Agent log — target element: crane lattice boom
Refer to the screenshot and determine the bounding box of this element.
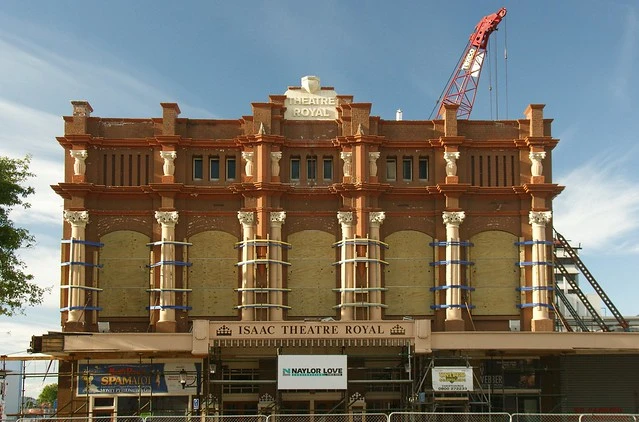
[439,7,507,119]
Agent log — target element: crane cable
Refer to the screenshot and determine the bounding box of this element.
[488,37,494,120]
[504,12,509,119]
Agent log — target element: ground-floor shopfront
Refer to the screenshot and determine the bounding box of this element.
[33,320,639,417]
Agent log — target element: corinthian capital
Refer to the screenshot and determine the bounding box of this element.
[155,211,179,226]
[237,211,255,226]
[529,211,552,226]
[369,211,386,225]
[442,211,465,226]
[337,211,353,225]
[64,210,89,227]
[270,211,286,224]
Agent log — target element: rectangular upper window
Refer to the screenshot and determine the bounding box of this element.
[193,157,203,180]
[290,157,300,180]
[307,156,317,180]
[226,157,236,181]
[403,157,413,181]
[210,156,220,180]
[323,157,333,181]
[386,158,397,181]
[419,157,429,180]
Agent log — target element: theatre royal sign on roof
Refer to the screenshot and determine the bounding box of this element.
[278,355,347,390]
[284,75,338,121]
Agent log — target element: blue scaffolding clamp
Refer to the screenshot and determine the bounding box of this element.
[514,240,554,246]
[430,284,476,292]
[147,260,193,268]
[430,260,475,266]
[516,261,554,267]
[146,305,193,310]
[429,241,474,247]
[430,304,476,310]
[516,286,555,292]
[517,303,554,309]
[61,261,104,268]
[333,238,389,249]
[61,239,104,247]
[60,306,103,312]
[235,239,292,249]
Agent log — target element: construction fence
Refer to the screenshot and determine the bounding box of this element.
[13,413,639,422]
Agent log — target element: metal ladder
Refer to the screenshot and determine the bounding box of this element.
[554,229,629,331]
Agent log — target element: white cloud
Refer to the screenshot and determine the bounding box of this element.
[554,151,639,254]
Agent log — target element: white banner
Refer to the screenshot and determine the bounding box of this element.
[432,366,474,391]
[278,355,347,390]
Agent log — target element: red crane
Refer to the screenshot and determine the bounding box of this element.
[438,7,507,119]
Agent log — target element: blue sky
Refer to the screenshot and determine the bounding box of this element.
[1,0,638,396]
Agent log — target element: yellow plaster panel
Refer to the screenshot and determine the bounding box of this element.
[287,230,335,317]
[99,231,150,317]
[470,231,519,315]
[189,231,238,317]
[384,230,434,315]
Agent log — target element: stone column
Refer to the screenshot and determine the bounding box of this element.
[269,211,286,321]
[70,150,88,183]
[63,210,89,326]
[529,211,553,331]
[369,211,385,320]
[155,210,179,332]
[443,211,465,330]
[338,211,355,321]
[238,211,256,321]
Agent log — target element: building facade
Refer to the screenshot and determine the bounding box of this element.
[32,76,639,417]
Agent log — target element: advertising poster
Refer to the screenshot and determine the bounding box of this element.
[432,366,474,392]
[77,362,199,395]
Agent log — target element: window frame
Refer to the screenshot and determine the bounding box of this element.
[418,156,429,180]
[193,156,203,180]
[226,156,236,181]
[290,157,301,181]
[386,157,397,181]
[323,157,333,181]
[402,157,413,181]
[210,156,220,181]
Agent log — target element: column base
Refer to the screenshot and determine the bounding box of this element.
[531,318,553,332]
[445,318,465,331]
[156,320,177,333]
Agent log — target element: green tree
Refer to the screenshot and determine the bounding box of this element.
[0,155,45,315]
[38,383,58,406]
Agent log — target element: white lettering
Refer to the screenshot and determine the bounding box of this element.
[462,48,476,71]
